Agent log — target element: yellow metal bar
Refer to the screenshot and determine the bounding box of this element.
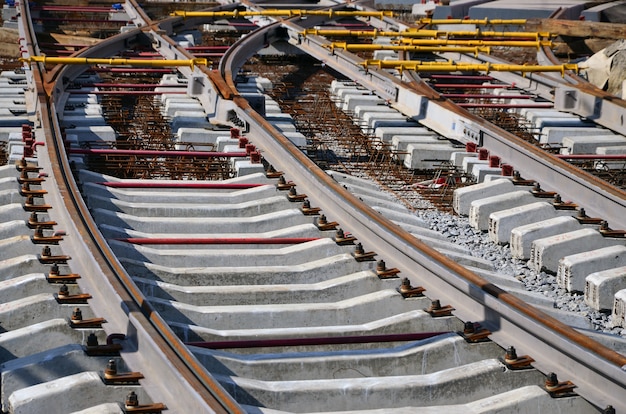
[417,18,527,25]
[395,38,552,49]
[302,28,551,40]
[20,56,209,68]
[327,42,491,56]
[302,28,446,38]
[171,9,394,19]
[361,59,578,76]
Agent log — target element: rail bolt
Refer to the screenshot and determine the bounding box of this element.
[71,307,82,322]
[105,359,117,377]
[58,284,69,298]
[125,391,139,408]
[86,332,99,347]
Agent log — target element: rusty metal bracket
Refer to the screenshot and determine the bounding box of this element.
[544,372,577,397]
[124,391,166,413]
[425,299,454,317]
[499,346,534,370]
[56,284,92,304]
[459,321,491,343]
[353,243,376,262]
[334,228,356,245]
[39,246,70,264]
[398,277,425,298]
[84,333,124,356]
[316,214,338,231]
[70,307,106,328]
[23,195,52,212]
[301,200,321,215]
[287,187,307,201]
[103,359,144,385]
[32,226,63,244]
[376,260,400,278]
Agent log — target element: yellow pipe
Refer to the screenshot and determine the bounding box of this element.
[171,9,394,19]
[327,43,491,56]
[303,28,446,38]
[20,56,209,68]
[395,38,552,49]
[361,59,578,76]
[417,18,527,25]
[302,28,550,40]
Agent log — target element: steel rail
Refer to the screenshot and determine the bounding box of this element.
[272,19,626,231]
[21,0,244,412]
[219,17,626,412]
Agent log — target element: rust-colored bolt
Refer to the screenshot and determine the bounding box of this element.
[399,277,411,292]
[58,284,69,297]
[317,215,327,225]
[289,187,297,197]
[600,221,609,231]
[545,372,559,389]
[578,208,587,218]
[86,332,98,347]
[105,359,117,377]
[335,228,345,239]
[377,260,386,272]
[34,226,43,238]
[604,405,615,414]
[354,243,364,255]
[553,194,562,204]
[41,245,51,257]
[533,183,541,192]
[428,299,441,312]
[504,346,517,363]
[125,391,139,408]
[463,321,475,334]
[278,175,286,185]
[50,263,59,275]
[71,307,82,321]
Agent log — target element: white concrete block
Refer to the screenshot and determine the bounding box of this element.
[611,289,626,327]
[560,135,626,155]
[510,216,581,260]
[391,135,440,160]
[488,201,556,244]
[403,143,456,170]
[539,127,615,145]
[529,228,613,273]
[374,126,433,142]
[585,266,626,311]
[558,245,626,293]
[469,190,536,231]
[452,179,515,216]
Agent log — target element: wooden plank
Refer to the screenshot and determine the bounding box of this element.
[526,18,626,39]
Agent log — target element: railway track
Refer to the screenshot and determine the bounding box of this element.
[1,0,625,412]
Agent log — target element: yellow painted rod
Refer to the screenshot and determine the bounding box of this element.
[171,9,394,19]
[361,59,578,76]
[20,56,209,68]
[394,38,552,49]
[326,43,491,56]
[303,28,445,38]
[417,18,527,25]
[303,28,551,40]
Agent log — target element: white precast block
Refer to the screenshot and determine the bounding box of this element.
[469,191,536,231]
[529,228,613,273]
[539,127,615,145]
[488,201,556,244]
[462,157,488,175]
[452,179,514,216]
[450,151,477,167]
[342,94,383,112]
[472,165,504,183]
[390,135,440,161]
[536,117,592,130]
[560,135,626,155]
[510,216,581,260]
[585,266,626,311]
[611,289,626,327]
[374,126,432,143]
[354,105,396,118]
[403,143,456,170]
[557,245,626,293]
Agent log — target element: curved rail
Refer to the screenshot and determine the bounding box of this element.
[20,1,244,412]
[20,1,626,411]
[218,14,626,412]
